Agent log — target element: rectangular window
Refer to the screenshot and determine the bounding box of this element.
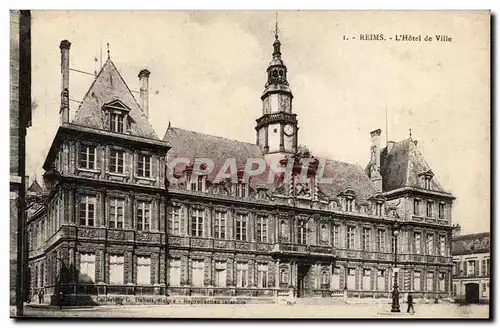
[190,175,204,192]
[235,214,247,241]
[236,263,248,288]
[168,259,181,287]
[414,232,421,254]
[414,199,420,215]
[413,271,421,291]
[376,229,385,252]
[191,260,205,287]
[79,195,96,227]
[137,257,151,285]
[424,177,431,189]
[363,268,371,291]
[467,260,476,276]
[214,261,227,287]
[109,255,124,285]
[426,272,434,292]
[346,226,355,249]
[362,227,371,251]
[439,203,445,219]
[136,201,151,231]
[332,224,340,248]
[296,219,307,245]
[485,258,490,276]
[439,272,446,292]
[345,198,353,212]
[439,235,446,256]
[79,253,96,283]
[236,183,247,198]
[109,149,125,174]
[257,264,268,288]
[375,203,383,216]
[79,144,96,170]
[377,269,386,291]
[426,201,433,218]
[169,206,182,235]
[426,233,434,255]
[214,211,226,239]
[110,113,124,133]
[191,208,205,237]
[109,198,124,229]
[256,216,268,243]
[137,154,152,178]
[347,268,356,290]
[320,223,329,243]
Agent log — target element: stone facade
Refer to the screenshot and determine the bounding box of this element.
[27,32,456,305]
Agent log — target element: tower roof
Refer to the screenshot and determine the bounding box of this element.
[71,58,159,140]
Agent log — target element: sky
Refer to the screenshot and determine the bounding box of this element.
[27,10,490,234]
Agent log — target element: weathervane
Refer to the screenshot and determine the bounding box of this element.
[274,12,280,40]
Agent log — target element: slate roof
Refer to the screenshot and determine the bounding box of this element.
[452,232,490,255]
[71,58,159,140]
[164,126,378,201]
[367,138,446,193]
[27,179,44,193]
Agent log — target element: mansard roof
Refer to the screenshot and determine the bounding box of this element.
[374,138,447,193]
[71,58,159,140]
[452,232,490,255]
[164,126,378,201]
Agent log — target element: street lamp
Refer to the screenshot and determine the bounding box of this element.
[391,223,400,312]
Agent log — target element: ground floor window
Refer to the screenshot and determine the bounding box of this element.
[79,253,96,283]
[413,271,421,291]
[426,272,434,292]
[109,255,124,284]
[347,268,356,290]
[332,267,340,290]
[168,259,181,287]
[363,269,371,291]
[237,263,248,288]
[438,272,446,292]
[257,264,268,288]
[137,256,151,285]
[192,260,204,287]
[377,269,386,291]
[214,261,227,287]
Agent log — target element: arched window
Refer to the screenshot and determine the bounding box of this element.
[280,220,287,241]
[280,268,287,284]
[321,271,329,286]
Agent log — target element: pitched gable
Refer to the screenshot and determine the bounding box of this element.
[380,138,446,192]
[71,59,159,140]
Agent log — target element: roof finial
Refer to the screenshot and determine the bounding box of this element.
[274,12,279,40]
[107,42,110,59]
[409,128,412,139]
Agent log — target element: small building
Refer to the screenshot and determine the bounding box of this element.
[452,232,490,303]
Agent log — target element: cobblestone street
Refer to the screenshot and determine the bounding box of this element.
[12,303,489,319]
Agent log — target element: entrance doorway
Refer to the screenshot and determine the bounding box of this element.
[297,264,311,298]
[465,283,479,303]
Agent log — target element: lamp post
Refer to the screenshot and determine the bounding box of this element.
[391,223,401,312]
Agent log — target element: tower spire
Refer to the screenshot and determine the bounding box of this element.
[274,12,279,40]
[107,42,110,59]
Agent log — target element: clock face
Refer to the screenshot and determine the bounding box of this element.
[284,124,294,136]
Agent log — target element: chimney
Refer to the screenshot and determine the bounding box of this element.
[370,129,382,192]
[387,141,395,154]
[138,69,151,118]
[59,40,71,124]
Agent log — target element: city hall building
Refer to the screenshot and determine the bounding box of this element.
[27,32,455,304]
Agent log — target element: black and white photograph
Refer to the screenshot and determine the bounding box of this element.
[8,9,491,319]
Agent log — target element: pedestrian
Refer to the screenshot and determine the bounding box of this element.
[407,293,415,314]
[38,289,43,304]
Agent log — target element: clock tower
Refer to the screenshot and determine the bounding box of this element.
[256,26,298,162]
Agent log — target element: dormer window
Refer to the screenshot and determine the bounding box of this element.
[345,198,354,212]
[439,203,445,219]
[424,176,431,189]
[375,203,383,216]
[110,113,124,133]
[103,100,131,134]
[236,183,247,198]
[190,175,205,192]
